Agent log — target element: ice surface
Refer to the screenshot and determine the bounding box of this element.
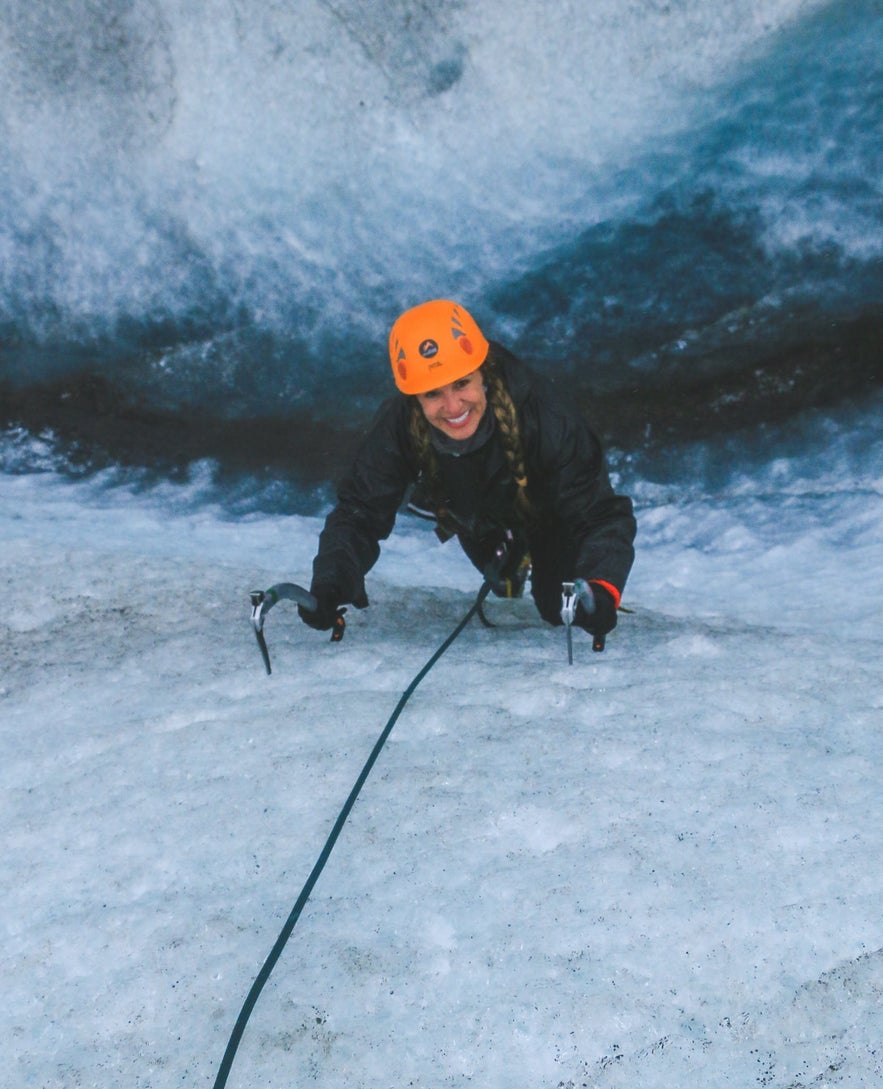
[2,448,881,1087]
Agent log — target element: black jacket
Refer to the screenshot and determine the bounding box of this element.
[312,346,636,604]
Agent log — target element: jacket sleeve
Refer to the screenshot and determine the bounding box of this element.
[311,398,416,604]
[528,387,637,598]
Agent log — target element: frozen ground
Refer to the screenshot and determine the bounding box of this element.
[1,445,882,1088]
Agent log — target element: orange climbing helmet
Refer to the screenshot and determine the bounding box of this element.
[388,299,490,395]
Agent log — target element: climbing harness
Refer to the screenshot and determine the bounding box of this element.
[560,577,605,662]
[214,561,504,1089]
[475,530,531,629]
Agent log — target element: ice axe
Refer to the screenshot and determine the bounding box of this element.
[560,578,605,664]
[249,583,345,674]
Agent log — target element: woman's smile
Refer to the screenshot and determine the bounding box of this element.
[444,408,471,428]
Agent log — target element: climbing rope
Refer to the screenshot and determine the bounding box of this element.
[212,576,495,1089]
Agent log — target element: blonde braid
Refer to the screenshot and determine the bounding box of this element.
[484,361,533,523]
[408,400,444,505]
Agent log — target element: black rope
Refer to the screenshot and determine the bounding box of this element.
[212,579,494,1089]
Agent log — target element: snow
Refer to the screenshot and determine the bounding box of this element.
[2,451,882,1088]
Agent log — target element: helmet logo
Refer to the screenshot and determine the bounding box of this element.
[450,323,473,354]
[418,338,439,358]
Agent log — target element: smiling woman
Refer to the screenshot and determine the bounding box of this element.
[391,300,490,442]
[297,300,637,648]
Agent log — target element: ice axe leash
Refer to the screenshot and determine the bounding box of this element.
[250,583,345,674]
[214,564,505,1089]
[560,578,606,663]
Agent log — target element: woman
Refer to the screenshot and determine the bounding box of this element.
[299,299,636,644]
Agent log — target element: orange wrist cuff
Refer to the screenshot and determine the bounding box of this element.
[588,579,621,609]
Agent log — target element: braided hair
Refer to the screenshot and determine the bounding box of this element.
[408,348,533,524]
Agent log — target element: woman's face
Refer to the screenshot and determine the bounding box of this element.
[416,369,487,441]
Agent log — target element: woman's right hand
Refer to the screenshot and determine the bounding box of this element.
[298,587,344,631]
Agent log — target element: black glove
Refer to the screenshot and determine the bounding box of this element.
[575,582,618,637]
[298,586,344,632]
